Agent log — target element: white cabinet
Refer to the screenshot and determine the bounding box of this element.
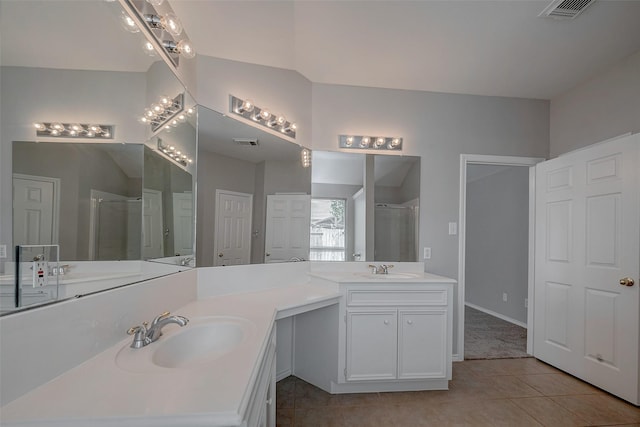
[342,284,452,390]
[244,326,276,427]
[346,309,397,380]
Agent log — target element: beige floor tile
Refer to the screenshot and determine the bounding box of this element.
[463,358,560,377]
[510,396,590,426]
[517,373,601,396]
[482,375,543,398]
[428,399,544,426]
[551,394,640,426]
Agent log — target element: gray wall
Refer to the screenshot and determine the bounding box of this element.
[312,83,549,278]
[465,165,530,324]
[550,50,640,157]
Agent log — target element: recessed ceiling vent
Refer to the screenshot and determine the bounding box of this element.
[539,0,596,19]
[233,138,259,146]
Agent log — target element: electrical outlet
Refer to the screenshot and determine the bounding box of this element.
[0,244,6,258]
[524,298,528,308]
[32,257,49,287]
[502,292,508,302]
[448,222,457,235]
[423,247,431,259]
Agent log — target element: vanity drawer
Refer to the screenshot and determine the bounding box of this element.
[346,289,448,307]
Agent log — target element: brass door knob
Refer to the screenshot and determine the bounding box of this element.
[218,253,223,257]
[619,277,635,287]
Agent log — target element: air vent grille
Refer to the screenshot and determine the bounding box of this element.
[233,138,259,146]
[539,0,596,19]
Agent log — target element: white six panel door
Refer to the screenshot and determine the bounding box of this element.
[534,133,639,404]
[214,190,252,266]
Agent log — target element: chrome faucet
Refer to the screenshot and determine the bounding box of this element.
[127,312,189,349]
[368,264,394,274]
[179,257,193,266]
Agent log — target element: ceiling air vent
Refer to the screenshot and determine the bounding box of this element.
[233,138,259,146]
[539,0,596,19]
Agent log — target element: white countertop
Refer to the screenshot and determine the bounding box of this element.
[308,271,457,284]
[0,283,341,427]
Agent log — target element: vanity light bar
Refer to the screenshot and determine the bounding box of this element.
[34,123,114,139]
[138,93,186,132]
[229,95,297,139]
[339,135,402,151]
[301,148,311,168]
[157,139,193,167]
[123,0,196,67]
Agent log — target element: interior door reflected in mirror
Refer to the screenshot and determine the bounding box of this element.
[196,106,311,267]
[311,151,420,262]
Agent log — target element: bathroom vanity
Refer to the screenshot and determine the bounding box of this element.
[294,269,455,394]
[0,263,455,426]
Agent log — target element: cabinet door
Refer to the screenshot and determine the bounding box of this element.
[398,309,447,379]
[346,309,397,381]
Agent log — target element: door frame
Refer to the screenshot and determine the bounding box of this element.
[456,154,544,361]
[12,173,61,246]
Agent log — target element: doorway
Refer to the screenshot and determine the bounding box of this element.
[457,155,543,361]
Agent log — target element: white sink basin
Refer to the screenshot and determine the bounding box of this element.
[355,272,420,280]
[115,316,255,372]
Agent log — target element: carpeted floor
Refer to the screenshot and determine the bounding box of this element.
[464,305,530,360]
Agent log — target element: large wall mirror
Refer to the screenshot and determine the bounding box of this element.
[0,0,196,314]
[312,151,420,262]
[196,106,311,267]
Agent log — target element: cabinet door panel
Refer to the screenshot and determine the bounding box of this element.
[346,310,397,381]
[398,309,447,379]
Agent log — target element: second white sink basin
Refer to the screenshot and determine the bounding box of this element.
[116,316,256,373]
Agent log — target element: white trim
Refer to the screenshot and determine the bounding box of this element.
[465,302,527,329]
[457,154,543,361]
[12,173,61,247]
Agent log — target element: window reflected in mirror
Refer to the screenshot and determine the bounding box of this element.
[310,198,346,261]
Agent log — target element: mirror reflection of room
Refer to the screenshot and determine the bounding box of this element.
[311,151,420,262]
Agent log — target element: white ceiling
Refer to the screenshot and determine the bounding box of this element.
[171,0,640,100]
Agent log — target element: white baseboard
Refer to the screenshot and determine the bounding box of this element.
[465,302,527,329]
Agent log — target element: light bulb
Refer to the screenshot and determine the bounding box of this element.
[51,122,64,131]
[69,124,83,132]
[160,13,182,36]
[102,130,111,138]
[142,40,157,57]
[186,107,195,116]
[144,108,155,119]
[360,137,371,148]
[158,95,172,106]
[389,138,401,148]
[151,103,164,115]
[188,158,193,164]
[375,137,385,147]
[88,125,103,133]
[138,116,149,124]
[276,115,287,126]
[146,0,164,5]
[34,123,47,131]
[50,129,61,136]
[85,130,95,137]
[175,39,195,59]
[237,99,254,113]
[120,12,139,33]
[345,136,354,147]
[69,129,78,136]
[259,109,272,121]
[169,145,175,151]
[177,114,187,123]
[171,119,179,127]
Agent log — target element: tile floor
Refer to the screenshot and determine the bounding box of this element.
[276,358,640,426]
